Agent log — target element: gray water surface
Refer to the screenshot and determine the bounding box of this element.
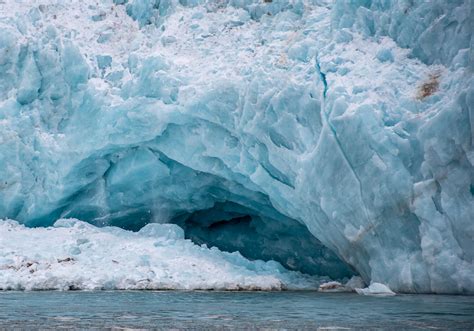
[0,291,473,330]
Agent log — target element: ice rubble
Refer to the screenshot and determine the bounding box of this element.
[0,219,324,290]
[0,0,472,293]
[318,276,365,293]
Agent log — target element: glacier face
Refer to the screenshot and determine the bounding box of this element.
[0,0,473,293]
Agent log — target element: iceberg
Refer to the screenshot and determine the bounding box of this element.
[0,0,472,293]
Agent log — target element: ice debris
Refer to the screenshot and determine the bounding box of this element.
[0,219,324,291]
[355,283,396,297]
[318,276,366,293]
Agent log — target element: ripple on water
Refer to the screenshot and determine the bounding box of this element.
[0,291,473,330]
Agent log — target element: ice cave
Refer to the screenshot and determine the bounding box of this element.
[0,0,473,294]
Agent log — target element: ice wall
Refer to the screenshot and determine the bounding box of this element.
[0,0,472,293]
[331,0,473,67]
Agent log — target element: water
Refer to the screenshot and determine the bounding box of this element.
[0,291,473,330]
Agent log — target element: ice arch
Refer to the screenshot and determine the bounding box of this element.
[0,0,472,293]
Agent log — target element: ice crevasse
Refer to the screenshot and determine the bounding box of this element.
[0,0,472,293]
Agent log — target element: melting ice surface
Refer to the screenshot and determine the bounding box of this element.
[0,0,473,293]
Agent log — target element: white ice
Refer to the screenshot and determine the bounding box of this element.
[355,282,396,297]
[0,219,323,291]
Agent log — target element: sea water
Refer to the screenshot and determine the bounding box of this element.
[1,291,473,329]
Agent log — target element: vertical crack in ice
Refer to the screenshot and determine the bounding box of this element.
[315,57,372,231]
[316,59,328,99]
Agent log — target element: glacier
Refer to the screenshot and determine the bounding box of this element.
[0,0,473,293]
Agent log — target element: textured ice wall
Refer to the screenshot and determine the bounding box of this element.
[0,0,472,293]
[331,0,473,67]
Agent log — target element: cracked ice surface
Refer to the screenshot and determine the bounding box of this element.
[0,0,472,293]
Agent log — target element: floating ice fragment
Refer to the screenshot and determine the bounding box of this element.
[355,283,396,296]
[318,276,367,293]
[318,281,346,292]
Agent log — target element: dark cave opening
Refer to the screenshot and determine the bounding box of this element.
[170,201,357,280]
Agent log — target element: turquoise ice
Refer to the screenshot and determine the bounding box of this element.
[0,0,472,293]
